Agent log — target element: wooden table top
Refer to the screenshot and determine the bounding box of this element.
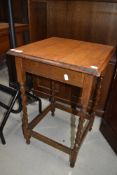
[7,37,115,76]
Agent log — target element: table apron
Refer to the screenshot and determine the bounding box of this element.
[23,59,84,88]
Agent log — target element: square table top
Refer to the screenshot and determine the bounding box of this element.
[7,37,115,76]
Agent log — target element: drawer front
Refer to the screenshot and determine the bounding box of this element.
[23,59,84,87]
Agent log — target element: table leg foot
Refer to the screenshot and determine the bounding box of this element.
[26,139,30,144]
[69,149,79,168]
[22,126,31,145]
[51,109,55,117]
[70,162,75,168]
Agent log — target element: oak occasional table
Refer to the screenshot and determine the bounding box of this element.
[7,37,114,167]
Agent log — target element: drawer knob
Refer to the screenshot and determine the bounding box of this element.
[64,74,69,81]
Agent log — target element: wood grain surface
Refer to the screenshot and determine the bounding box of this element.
[7,37,114,76]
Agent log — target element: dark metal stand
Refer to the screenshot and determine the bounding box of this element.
[0,84,42,145]
[0,84,20,144]
[0,0,42,144]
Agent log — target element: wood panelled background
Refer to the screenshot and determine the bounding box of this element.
[29,0,117,45]
[28,1,47,41]
[47,1,117,45]
[0,0,28,23]
[28,0,117,115]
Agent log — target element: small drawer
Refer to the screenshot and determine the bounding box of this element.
[23,59,84,88]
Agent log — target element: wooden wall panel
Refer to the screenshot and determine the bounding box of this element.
[28,0,117,115]
[47,1,117,45]
[47,1,68,38]
[66,2,93,41]
[28,1,47,41]
[90,2,117,45]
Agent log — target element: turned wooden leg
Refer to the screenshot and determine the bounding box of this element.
[69,75,94,167]
[70,109,85,167]
[51,81,55,116]
[20,83,31,144]
[15,57,31,144]
[70,114,76,149]
[89,77,103,131]
[89,112,95,131]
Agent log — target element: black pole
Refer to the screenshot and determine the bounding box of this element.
[7,0,17,48]
[6,0,17,86]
